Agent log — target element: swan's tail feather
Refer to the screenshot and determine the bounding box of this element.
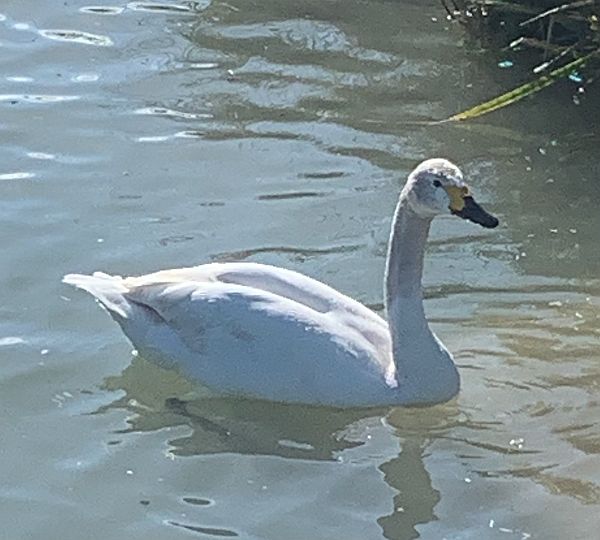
[63,272,130,319]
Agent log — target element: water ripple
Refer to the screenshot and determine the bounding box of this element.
[158,234,195,247]
[79,6,125,15]
[26,152,56,160]
[182,497,213,506]
[134,106,213,120]
[0,172,35,181]
[212,243,363,262]
[173,61,220,70]
[72,73,100,82]
[206,19,396,64]
[127,1,210,13]
[136,135,170,142]
[248,120,416,160]
[168,521,238,537]
[0,336,27,347]
[257,191,329,201]
[0,94,80,104]
[300,171,348,180]
[135,130,216,142]
[39,29,113,47]
[175,130,207,138]
[6,76,34,83]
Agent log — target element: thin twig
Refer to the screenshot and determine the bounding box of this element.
[440,0,455,19]
[476,0,540,16]
[450,0,462,12]
[507,36,569,54]
[534,41,579,73]
[544,16,555,61]
[520,0,594,27]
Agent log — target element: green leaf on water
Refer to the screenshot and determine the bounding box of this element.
[446,51,597,122]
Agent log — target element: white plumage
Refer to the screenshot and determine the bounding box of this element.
[64,159,498,407]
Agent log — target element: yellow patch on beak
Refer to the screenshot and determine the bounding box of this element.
[445,185,470,212]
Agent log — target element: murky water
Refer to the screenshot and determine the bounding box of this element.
[1,1,599,538]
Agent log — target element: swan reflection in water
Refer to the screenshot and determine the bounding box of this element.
[100,356,463,540]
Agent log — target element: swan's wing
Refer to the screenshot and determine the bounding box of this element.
[121,279,394,403]
[124,262,389,351]
[124,262,375,316]
[123,279,366,353]
[64,271,396,403]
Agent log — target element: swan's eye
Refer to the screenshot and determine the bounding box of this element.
[433,179,442,188]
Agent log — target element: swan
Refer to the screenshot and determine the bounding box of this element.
[64,158,498,407]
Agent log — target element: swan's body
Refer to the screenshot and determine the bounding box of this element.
[64,159,498,407]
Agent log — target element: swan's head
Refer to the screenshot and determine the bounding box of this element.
[402,158,499,228]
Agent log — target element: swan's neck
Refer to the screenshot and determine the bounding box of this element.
[384,197,459,403]
[385,198,430,306]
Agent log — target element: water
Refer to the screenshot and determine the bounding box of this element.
[1,1,599,538]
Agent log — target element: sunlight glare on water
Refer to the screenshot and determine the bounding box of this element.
[1,1,599,539]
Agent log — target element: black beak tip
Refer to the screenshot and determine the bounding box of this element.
[480,213,499,229]
[486,215,499,229]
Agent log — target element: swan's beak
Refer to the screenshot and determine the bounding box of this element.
[446,185,499,229]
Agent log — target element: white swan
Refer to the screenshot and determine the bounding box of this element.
[64,158,498,407]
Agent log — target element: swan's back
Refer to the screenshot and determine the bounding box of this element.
[120,262,390,350]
